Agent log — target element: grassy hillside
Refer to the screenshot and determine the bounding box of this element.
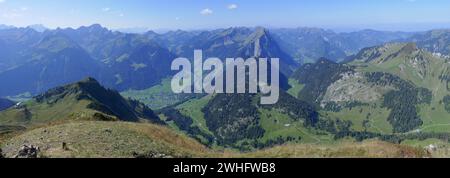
[258,109,333,144]
[0,121,430,158]
[175,95,214,136]
[322,104,393,134]
[350,43,450,133]
[240,140,428,158]
[0,77,161,127]
[0,121,209,158]
[287,79,304,98]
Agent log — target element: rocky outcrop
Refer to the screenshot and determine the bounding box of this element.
[132,151,173,158]
[14,145,40,158]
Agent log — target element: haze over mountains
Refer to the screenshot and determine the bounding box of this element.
[0,24,439,98]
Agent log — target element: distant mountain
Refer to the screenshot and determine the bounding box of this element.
[0,24,426,98]
[146,29,200,52]
[27,24,49,32]
[271,28,414,63]
[115,27,150,34]
[0,24,178,96]
[0,77,162,127]
[0,24,14,30]
[151,27,299,75]
[0,27,43,73]
[271,28,347,64]
[0,31,101,96]
[56,24,177,91]
[404,29,450,58]
[338,29,415,53]
[55,24,121,59]
[0,98,15,111]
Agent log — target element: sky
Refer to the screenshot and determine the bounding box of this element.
[1,0,450,32]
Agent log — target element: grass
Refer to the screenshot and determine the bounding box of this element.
[351,47,450,133]
[121,78,193,109]
[238,140,428,158]
[401,139,450,158]
[287,79,304,98]
[176,95,213,135]
[0,94,105,127]
[0,120,431,158]
[322,104,393,134]
[258,109,334,144]
[1,121,209,158]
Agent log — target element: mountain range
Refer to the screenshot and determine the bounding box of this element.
[3,24,450,157]
[0,24,435,98]
[0,98,14,112]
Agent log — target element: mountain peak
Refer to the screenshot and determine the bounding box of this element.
[399,42,418,54]
[254,27,268,36]
[27,24,48,32]
[34,76,104,103]
[349,42,419,63]
[31,77,161,123]
[36,31,81,52]
[87,24,104,29]
[78,24,110,34]
[243,27,269,44]
[78,77,100,85]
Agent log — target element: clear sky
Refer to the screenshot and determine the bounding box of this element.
[1,0,450,31]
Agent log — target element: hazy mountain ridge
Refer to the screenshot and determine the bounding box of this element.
[0,98,15,111]
[271,28,415,64]
[0,25,302,97]
[0,30,101,96]
[1,24,442,98]
[404,29,450,58]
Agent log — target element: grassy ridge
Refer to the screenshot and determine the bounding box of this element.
[0,95,100,126]
[1,121,208,158]
[241,140,428,158]
[348,43,450,133]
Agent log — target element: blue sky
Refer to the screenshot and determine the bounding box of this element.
[1,0,450,31]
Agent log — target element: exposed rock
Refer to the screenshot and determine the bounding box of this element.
[62,142,68,151]
[0,148,4,158]
[321,72,389,107]
[132,151,173,158]
[14,145,40,158]
[425,144,438,154]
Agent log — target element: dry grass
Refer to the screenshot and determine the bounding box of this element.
[1,121,430,158]
[234,140,429,158]
[1,121,209,158]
